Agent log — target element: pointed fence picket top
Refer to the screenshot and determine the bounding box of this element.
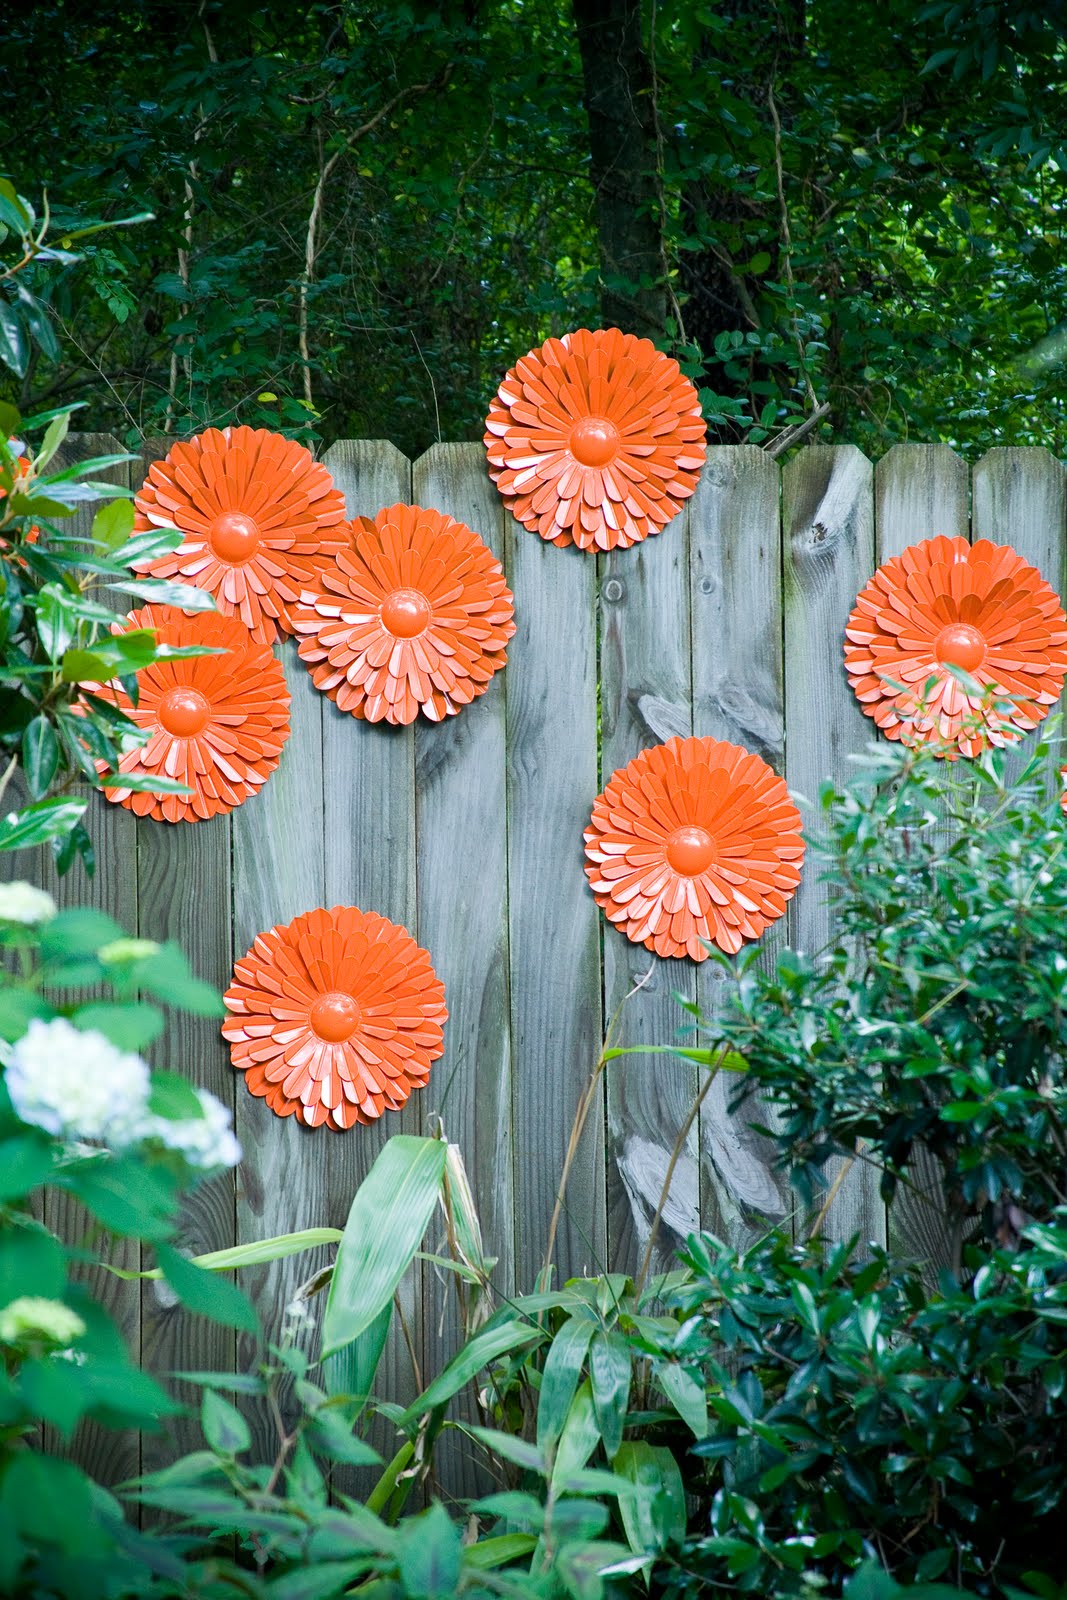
[9,435,1067,1493]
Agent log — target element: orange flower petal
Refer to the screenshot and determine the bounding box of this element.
[844,536,1067,759]
[585,736,804,961]
[88,605,290,823]
[223,906,447,1129]
[132,427,349,644]
[485,328,706,552]
[292,503,515,727]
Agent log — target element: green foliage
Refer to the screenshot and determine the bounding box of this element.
[698,735,1067,1245]
[653,1221,1067,1596]
[0,898,249,1595]
[0,181,223,872]
[3,1,1065,456]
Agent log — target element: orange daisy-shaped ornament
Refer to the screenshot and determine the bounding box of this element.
[92,605,290,823]
[585,736,804,961]
[223,906,447,1129]
[484,327,707,552]
[291,502,515,724]
[132,426,349,643]
[844,536,1067,759]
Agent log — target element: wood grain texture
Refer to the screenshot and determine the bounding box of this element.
[505,519,604,1288]
[691,446,792,1246]
[875,445,969,1273]
[16,436,1024,1485]
[412,443,511,1499]
[599,503,696,1280]
[318,442,422,1448]
[973,449,1067,793]
[230,614,326,1461]
[124,443,237,1465]
[783,445,885,1248]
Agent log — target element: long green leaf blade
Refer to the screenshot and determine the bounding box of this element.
[321,1135,447,1360]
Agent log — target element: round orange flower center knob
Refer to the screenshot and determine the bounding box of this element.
[568,416,621,468]
[208,510,261,563]
[934,622,986,673]
[309,991,362,1043]
[157,686,211,738]
[665,825,717,876]
[380,588,433,639]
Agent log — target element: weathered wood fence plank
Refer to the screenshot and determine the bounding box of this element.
[783,445,885,1247]
[599,489,696,1280]
[230,612,326,1460]
[412,443,512,1497]
[692,446,791,1246]
[875,444,969,1273]
[505,523,604,1287]
[319,440,420,1441]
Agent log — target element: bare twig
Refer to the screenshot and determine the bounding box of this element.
[166,5,218,433]
[768,77,819,410]
[806,1148,861,1242]
[766,400,831,457]
[635,1055,723,1296]
[0,753,19,812]
[298,74,446,412]
[540,968,654,1291]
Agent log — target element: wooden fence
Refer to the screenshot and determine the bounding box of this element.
[27,437,1067,1489]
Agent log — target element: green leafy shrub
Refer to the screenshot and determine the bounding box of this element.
[702,736,1067,1246]
[0,889,251,1594]
[0,183,218,875]
[650,1221,1067,1597]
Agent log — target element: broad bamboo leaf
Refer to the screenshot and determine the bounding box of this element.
[321,1135,447,1360]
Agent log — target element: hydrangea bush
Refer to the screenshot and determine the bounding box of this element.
[0,887,248,1592]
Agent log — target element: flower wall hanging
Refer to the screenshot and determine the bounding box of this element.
[585,735,804,961]
[484,327,707,552]
[132,426,349,644]
[291,502,515,724]
[844,536,1067,759]
[223,906,447,1129]
[93,605,290,823]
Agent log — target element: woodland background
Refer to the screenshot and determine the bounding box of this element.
[1,0,1066,460]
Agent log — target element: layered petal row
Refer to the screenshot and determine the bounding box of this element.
[845,536,1067,759]
[132,426,349,643]
[585,736,804,960]
[485,327,706,551]
[93,605,290,823]
[292,503,515,724]
[223,906,447,1129]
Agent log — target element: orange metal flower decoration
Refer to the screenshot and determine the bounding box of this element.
[132,426,349,643]
[291,503,515,724]
[844,536,1067,759]
[484,327,707,552]
[223,906,448,1129]
[94,605,290,822]
[584,736,804,961]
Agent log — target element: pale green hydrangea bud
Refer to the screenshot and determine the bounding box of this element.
[0,1296,86,1346]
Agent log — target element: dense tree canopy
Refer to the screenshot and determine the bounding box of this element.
[2,0,1066,459]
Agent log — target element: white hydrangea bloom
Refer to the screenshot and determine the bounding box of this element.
[143,1087,242,1173]
[6,1017,151,1145]
[0,882,57,926]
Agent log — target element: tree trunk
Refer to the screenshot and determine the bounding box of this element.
[571,0,666,338]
